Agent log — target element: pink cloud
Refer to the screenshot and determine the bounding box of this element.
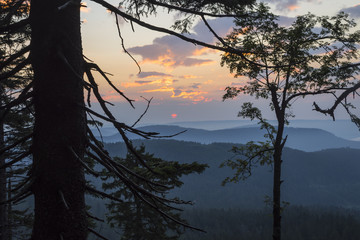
[127,18,235,68]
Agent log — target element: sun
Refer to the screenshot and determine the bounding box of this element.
[171,113,177,119]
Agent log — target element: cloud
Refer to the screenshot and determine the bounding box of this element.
[137,71,173,79]
[128,18,235,68]
[341,4,360,19]
[190,83,201,89]
[121,78,178,88]
[179,75,200,79]
[80,1,90,13]
[262,0,320,12]
[144,87,208,101]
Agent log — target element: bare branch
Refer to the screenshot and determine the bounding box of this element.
[115,13,141,74]
[58,190,70,210]
[313,81,360,119]
[86,212,105,222]
[85,185,124,203]
[68,146,100,177]
[0,45,30,70]
[0,58,30,81]
[90,0,250,56]
[131,96,152,128]
[85,61,135,108]
[0,151,32,170]
[0,133,32,156]
[88,228,109,240]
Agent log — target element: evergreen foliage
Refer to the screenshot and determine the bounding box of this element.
[101,145,207,240]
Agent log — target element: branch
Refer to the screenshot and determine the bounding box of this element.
[131,96,152,128]
[0,133,32,156]
[0,58,30,81]
[88,228,109,240]
[201,15,227,46]
[285,88,334,106]
[85,185,124,203]
[68,146,100,177]
[85,61,135,108]
[146,0,248,18]
[0,45,30,70]
[0,151,32,170]
[313,81,360,120]
[90,0,250,56]
[86,212,104,222]
[115,14,141,74]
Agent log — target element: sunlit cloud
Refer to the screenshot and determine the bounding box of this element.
[136,71,173,79]
[287,5,300,11]
[341,4,360,18]
[262,0,320,12]
[128,18,235,68]
[144,87,208,101]
[179,75,200,79]
[80,2,90,12]
[121,78,175,88]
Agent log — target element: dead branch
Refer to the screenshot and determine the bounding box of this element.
[0,58,30,81]
[86,212,105,222]
[115,14,141,74]
[0,134,32,156]
[0,151,32,170]
[85,61,135,108]
[0,45,30,70]
[85,185,124,203]
[88,228,109,240]
[68,146,100,177]
[131,96,152,128]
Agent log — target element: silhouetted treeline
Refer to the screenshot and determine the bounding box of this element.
[181,206,360,240]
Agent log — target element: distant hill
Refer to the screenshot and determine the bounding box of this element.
[104,140,360,209]
[100,125,360,152]
[165,119,360,141]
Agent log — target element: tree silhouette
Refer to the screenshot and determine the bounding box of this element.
[102,146,206,240]
[0,1,32,239]
[220,4,360,240]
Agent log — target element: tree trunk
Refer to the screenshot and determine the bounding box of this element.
[272,120,285,240]
[0,114,8,240]
[30,1,87,239]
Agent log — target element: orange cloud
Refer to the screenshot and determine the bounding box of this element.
[192,47,217,56]
[179,75,200,79]
[80,2,90,12]
[287,5,299,11]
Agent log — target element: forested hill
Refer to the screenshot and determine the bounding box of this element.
[100,125,360,152]
[104,140,360,209]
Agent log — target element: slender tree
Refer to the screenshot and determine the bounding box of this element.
[219,4,360,240]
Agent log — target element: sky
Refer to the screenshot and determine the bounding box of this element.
[80,0,360,125]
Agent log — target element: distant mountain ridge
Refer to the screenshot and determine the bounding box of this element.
[99,125,360,152]
[103,140,360,209]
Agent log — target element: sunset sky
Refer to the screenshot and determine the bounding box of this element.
[80,0,360,125]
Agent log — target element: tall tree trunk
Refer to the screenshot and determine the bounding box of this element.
[30,1,87,239]
[0,85,9,240]
[272,120,285,240]
[0,121,8,240]
[6,175,11,240]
